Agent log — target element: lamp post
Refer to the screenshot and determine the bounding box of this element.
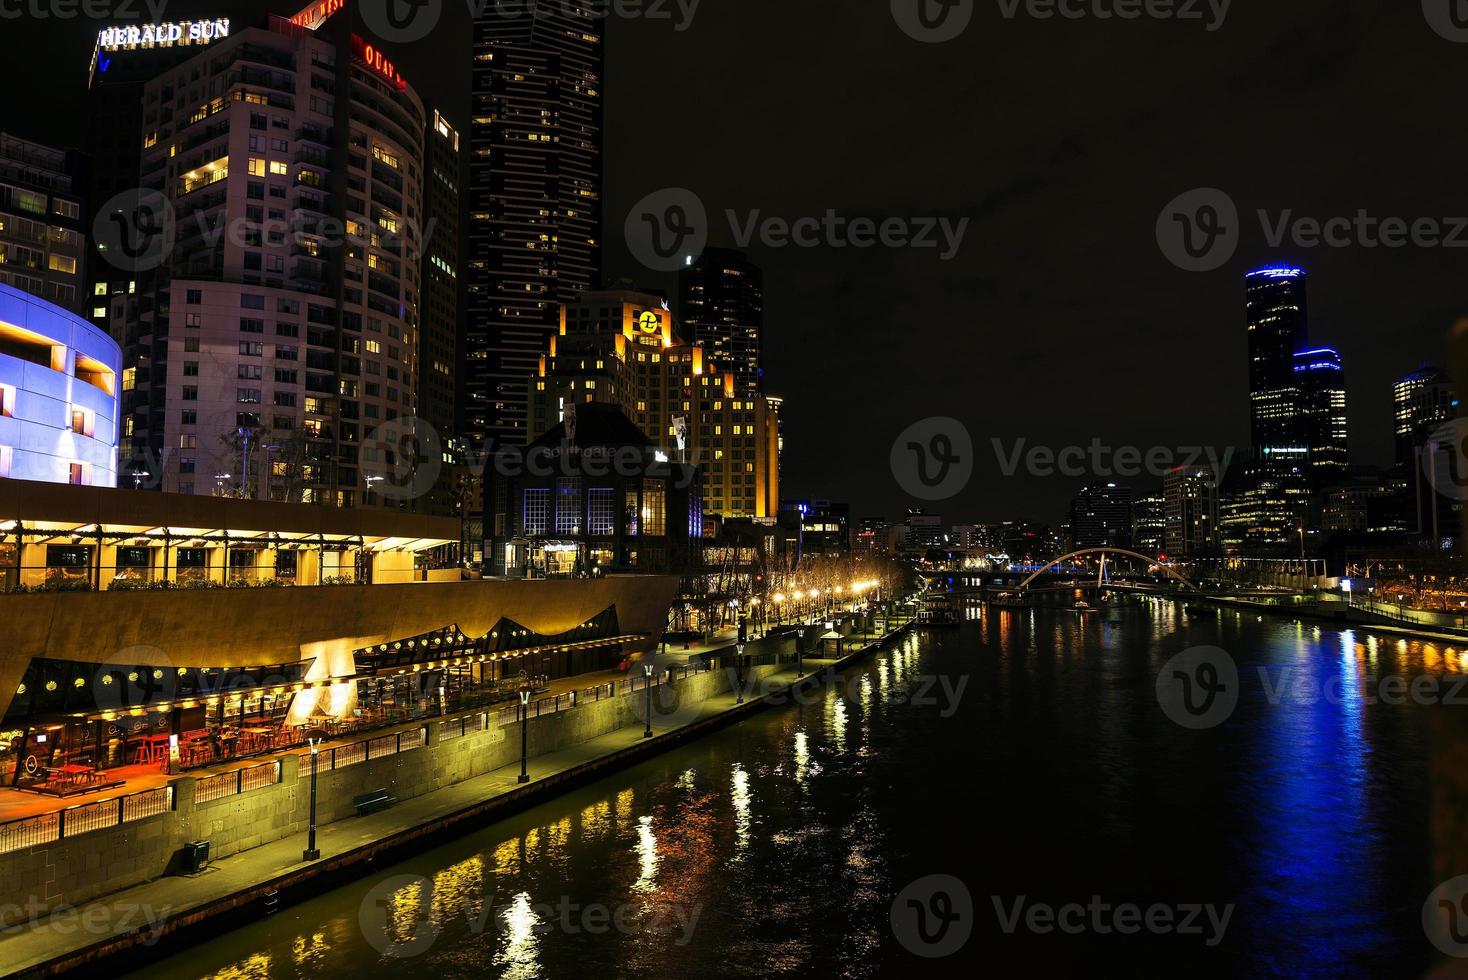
[302,738,321,861]
[517,690,530,783]
[237,426,254,499]
[642,663,653,738]
[735,642,746,705]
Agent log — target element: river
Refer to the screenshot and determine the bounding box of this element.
[132,600,1458,978]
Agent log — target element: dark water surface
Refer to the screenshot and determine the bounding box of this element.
[134,602,1457,978]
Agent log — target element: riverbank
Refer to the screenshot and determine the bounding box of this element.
[1176,592,1468,644]
[0,615,916,978]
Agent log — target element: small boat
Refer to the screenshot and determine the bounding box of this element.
[1073,600,1097,615]
[916,593,962,627]
[1183,603,1219,617]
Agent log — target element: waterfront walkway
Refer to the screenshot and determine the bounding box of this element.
[0,617,909,977]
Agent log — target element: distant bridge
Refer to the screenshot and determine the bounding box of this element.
[1014,548,1200,592]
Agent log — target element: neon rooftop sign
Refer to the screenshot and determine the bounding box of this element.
[1246,266,1304,279]
[97,20,230,51]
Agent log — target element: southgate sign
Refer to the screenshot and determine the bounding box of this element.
[97,19,230,51]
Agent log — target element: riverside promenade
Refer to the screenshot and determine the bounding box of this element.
[0,611,915,978]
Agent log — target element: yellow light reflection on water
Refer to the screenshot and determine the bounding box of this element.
[634,815,659,894]
[731,764,751,859]
[494,891,541,979]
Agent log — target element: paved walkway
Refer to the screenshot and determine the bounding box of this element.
[0,659,820,977]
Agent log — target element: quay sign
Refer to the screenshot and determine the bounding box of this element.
[353,35,407,93]
[97,20,230,51]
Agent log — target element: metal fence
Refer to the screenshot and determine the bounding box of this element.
[195,761,281,804]
[294,725,427,778]
[0,785,174,856]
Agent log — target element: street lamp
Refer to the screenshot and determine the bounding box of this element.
[237,426,254,499]
[302,738,321,861]
[517,690,530,783]
[643,663,654,738]
[365,473,383,503]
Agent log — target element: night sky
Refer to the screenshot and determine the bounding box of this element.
[5,0,1465,525]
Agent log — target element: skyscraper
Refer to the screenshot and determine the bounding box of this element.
[1131,493,1165,556]
[419,109,461,513]
[1245,266,1308,458]
[466,3,603,450]
[679,247,763,394]
[1164,466,1218,556]
[0,133,85,313]
[1292,347,1348,483]
[99,8,427,506]
[1393,365,1456,464]
[1067,483,1132,548]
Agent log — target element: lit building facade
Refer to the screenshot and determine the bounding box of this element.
[419,109,461,514]
[679,247,763,394]
[0,283,120,486]
[466,1,603,450]
[1394,365,1455,465]
[1164,466,1218,557]
[103,9,426,506]
[492,402,702,577]
[527,289,779,519]
[1292,347,1348,483]
[1067,482,1133,549]
[1131,493,1165,556]
[1246,266,1309,456]
[0,134,85,314]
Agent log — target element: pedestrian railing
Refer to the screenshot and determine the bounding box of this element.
[489,660,714,728]
[195,760,281,804]
[293,725,428,778]
[0,784,174,856]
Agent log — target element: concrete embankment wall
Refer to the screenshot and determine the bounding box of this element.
[0,666,743,917]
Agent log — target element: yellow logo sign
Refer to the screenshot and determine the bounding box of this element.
[638,311,660,334]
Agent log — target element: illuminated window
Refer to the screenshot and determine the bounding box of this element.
[269,161,288,175]
[247,158,265,177]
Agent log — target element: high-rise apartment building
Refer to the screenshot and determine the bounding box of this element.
[0,134,86,314]
[99,7,427,506]
[418,109,461,513]
[466,2,602,450]
[527,288,779,520]
[1131,493,1165,556]
[1292,347,1348,484]
[679,247,763,395]
[1393,365,1456,464]
[1164,466,1218,556]
[1246,266,1308,457]
[1067,483,1133,548]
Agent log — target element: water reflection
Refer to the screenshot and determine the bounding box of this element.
[146,608,1452,980]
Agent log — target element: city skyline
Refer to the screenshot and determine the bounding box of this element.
[3,1,1464,524]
